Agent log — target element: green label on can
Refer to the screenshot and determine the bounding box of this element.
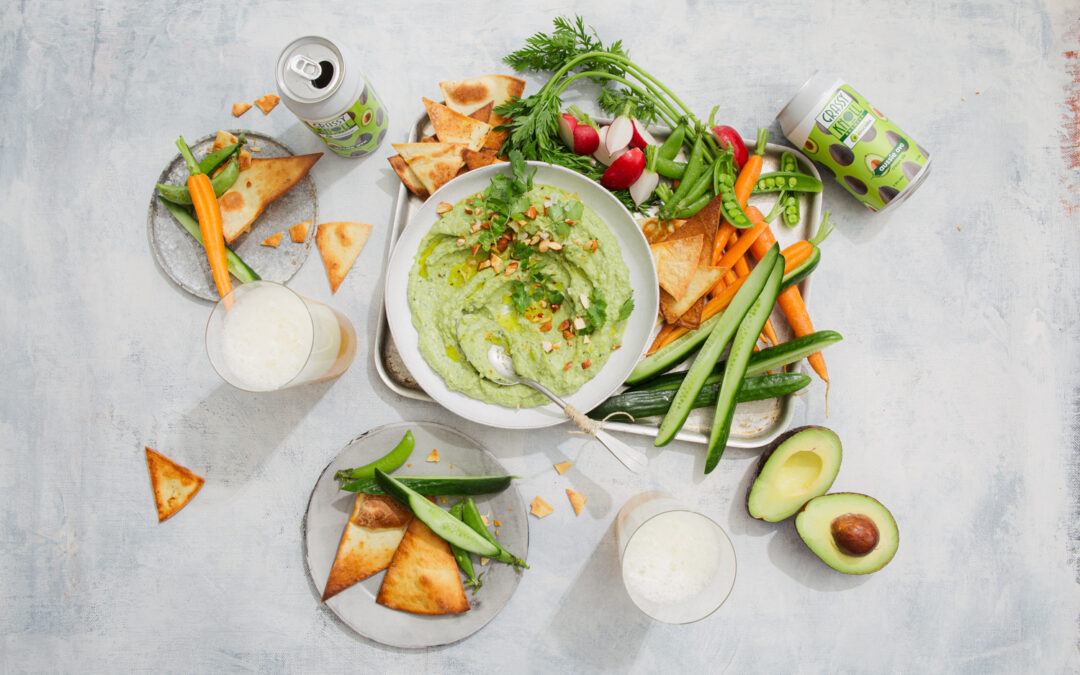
[303,84,389,158]
[804,85,929,211]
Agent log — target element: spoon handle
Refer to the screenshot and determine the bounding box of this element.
[563,403,649,473]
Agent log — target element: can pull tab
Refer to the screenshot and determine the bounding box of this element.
[288,55,323,81]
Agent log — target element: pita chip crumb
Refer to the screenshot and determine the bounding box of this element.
[493,518,502,527]
[145,447,204,522]
[480,514,490,527]
[553,461,572,475]
[530,496,554,518]
[290,220,311,243]
[566,489,586,516]
[261,232,283,248]
[232,102,252,117]
[254,94,280,114]
[480,557,490,566]
[426,448,440,462]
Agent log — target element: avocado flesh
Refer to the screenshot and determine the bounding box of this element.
[795,493,899,574]
[746,426,842,522]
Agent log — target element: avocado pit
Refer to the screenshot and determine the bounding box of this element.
[830,512,879,556]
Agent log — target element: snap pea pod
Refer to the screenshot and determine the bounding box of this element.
[655,244,781,446]
[705,252,786,472]
[751,171,822,195]
[657,123,687,161]
[156,158,240,205]
[449,501,483,593]
[589,372,810,421]
[334,430,415,483]
[199,132,246,175]
[462,497,528,569]
[762,154,807,226]
[667,135,705,209]
[780,152,802,226]
[631,330,844,392]
[670,190,711,219]
[158,197,260,283]
[373,469,502,559]
[644,147,687,180]
[719,181,756,228]
[338,474,516,496]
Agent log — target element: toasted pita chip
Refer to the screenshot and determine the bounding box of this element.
[422,98,491,152]
[566,489,586,516]
[553,461,572,475]
[651,234,703,300]
[438,75,526,117]
[393,142,467,194]
[254,94,280,114]
[232,103,252,117]
[211,130,252,171]
[316,221,372,293]
[467,101,494,124]
[388,155,430,200]
[218,153,321,243]
[290,220,311,243]
[659,266,727,324]
[145,447,204,522]
[530,496,554,518]
[463,148,502,171]
[670,194,723,267]
[676,296,706,330]
[322,494,412,601]
[376,517,470,615]
[261,232,283,248]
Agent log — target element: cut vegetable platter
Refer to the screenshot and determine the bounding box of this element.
[374,112,822,448]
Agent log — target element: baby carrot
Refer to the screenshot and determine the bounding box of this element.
[177,136,232,299]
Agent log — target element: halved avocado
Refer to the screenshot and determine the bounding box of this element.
[746,426,842,522]
[795,493,899,574]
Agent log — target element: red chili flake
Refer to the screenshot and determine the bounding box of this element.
[525,205,537,219]
[582,359,592,369]
[540,321,552,332]
[563,361,573,371]
[470,243,481,255]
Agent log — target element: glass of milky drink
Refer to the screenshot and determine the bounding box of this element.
[205,281,357,391]
[615,492,737,624]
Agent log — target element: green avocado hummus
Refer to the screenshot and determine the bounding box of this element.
[408,180,633,408]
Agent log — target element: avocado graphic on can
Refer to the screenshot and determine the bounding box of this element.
[777,73,930,212]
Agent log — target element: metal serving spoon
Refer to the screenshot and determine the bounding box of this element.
[485,344,648,473]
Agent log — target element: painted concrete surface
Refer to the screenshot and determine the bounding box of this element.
[2,1,1079,672]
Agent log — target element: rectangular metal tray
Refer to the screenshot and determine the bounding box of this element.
[374,113,822,448]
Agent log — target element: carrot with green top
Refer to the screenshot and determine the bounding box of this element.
[176,136,232,299]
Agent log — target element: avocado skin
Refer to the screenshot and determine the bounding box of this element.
[745,426,842,523]
[795,492,899,575]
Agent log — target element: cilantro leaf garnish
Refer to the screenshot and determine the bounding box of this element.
[509,280,530,314]
[617,297,634,321]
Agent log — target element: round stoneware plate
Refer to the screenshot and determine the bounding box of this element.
[147,130,318,302]
[303,421,528,648]
[384,162,660,429]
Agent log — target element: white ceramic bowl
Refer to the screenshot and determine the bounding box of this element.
[384,162,659,429]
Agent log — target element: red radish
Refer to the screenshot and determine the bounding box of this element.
[558,113,578,150]
[572,124,600,154]
[605,115,633,155]
[601,147,645,189]
[629,119,657,149]
[629,168,659,205]
[712,125,749,168]
[594,125,627,165]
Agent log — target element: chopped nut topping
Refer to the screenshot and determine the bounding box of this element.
[579,293,590,309]
[538,240,550,253]
[583,335,591,344]
[490,255,502,274]
[471,243,481,256]
[541,340,553,352]
[464,207,473,215]
[504,262,519,275]
[525,206,537,219]
[470,222,481,233]
[496,238,509,252]
[573,316,586,330]
[546,241,563,251]
[436,202,453,214]
[540,321,552,332]
[565,219,577,226]
[559,319,571,331]
[563,361,573,371]
[478,259,491,270]
[582,359,592,369]
[456,238,466,247]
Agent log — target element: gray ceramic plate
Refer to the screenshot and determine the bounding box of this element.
[303,421,528,648]
[147,130,318,301]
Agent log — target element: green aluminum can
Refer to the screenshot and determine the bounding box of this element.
[777,73,931,212]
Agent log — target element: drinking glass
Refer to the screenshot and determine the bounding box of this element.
[205,280,356,392]
[615,491,737,624]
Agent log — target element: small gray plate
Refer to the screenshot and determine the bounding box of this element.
[147,130,318,302]
[303,421,529,648]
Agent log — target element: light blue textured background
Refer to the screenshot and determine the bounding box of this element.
[2,1,1078,672]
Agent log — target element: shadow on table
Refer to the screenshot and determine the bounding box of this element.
[535,520,651,669]
[166,380,332,485]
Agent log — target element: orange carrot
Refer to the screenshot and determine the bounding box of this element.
[744,204,828,382]
[781,241,813,273]
[647,323,677,355]
[177,136,232,299]
[711,222,735,267]
[733,128,769,205]
[715,220,767,276]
